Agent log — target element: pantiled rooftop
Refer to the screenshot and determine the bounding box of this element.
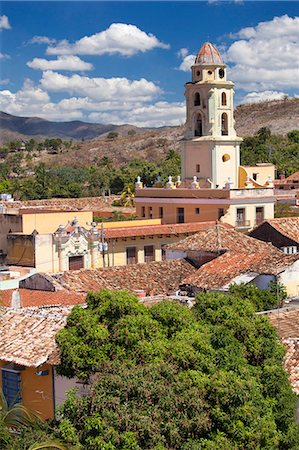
[182,251,298,290]
[105,221,221,239]
[166,223,275,254]
[267,309,299,394]
[0,289,85,308]
[257,217,299,244]
[0,307,70,367]
[45,259,196,295]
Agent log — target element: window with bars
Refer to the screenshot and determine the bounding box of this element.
[177,208,185,224]
[126,247,137,265]
[144,245,155,263]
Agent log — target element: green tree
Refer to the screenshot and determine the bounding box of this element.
[53,289,299,449]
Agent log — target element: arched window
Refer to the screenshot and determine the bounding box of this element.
[221,92,227,106]
[194,92,200,106]
[221,113,228,136]
[195,113,203,137]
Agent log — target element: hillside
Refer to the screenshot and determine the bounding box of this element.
[1,98,298,146]
[235,98,299,136]
[0,111,143,143]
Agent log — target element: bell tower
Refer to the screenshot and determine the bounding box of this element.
[181,42,242,188]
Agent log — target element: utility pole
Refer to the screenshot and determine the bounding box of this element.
[101,223,106,268]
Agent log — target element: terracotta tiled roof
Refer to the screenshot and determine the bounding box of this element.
[45,259,196,296]
[268,308,299,339]
[2,196,125,211]
[256,217,299,244]
[105,221,222,239]
[195,42,223,65]
[0,289,85,308]
[283,339,299,394]
[267,309,299,394]
[286,171,299,182]
[0,307,70,367]
[166,224,272,254]
[182,251,298,290]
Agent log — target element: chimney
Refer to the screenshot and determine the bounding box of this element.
[11,290,21,309]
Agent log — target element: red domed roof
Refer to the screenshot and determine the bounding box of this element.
[195,42,223,65]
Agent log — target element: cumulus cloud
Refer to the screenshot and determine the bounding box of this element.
[27,55,93,71]
[226,15,299,91]
[0,15,11,30]
[240,90,288,104]
[176,48,195,72]
[40,71,162,102]
[88,101,185,127]
[0,71,183,125]
[28,35,57,45]
[0,52,10,60]
[46,23,169,56]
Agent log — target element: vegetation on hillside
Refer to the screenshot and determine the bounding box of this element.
[3,287,298,449]
[240,127,299,176]
[0,148,181,200]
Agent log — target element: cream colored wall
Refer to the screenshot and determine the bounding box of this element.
[181,140,212,181]
[34,234,56,272]
[240,165,275,187]
[222,202,274,229]
[22,211,93,234]
[100,232,196,268]
[214,144,240,188]
[278,261,299,297]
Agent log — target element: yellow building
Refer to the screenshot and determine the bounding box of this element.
[3,205,216,272]
[0,306,79,420]
[135,42,275,230]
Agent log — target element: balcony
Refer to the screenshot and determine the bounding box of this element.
[235,220,251,229]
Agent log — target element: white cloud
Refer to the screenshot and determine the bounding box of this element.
[0,72,181,125]
[28,35,57,45]
[178,53,196,72]
[241,90,288,104]
[0,79,10,86]
[88,101,185,127]
[0,15,11,30]
[40,71,162,102]
[226,15,299,92]
[27,55,93,71]
[46,23,169,56]
[0,52,10,60]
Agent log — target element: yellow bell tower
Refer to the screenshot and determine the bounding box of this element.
[181,42,242,189]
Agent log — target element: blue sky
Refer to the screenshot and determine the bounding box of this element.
[0,1,298,126]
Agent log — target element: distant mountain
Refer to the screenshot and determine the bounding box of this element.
[0,111,141,144]
[1,98,298,145]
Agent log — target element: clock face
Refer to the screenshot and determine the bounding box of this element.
[219,68,225,79]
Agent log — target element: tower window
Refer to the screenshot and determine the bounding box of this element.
[219,68,225,79]
[195,208,200,215]
[195,113,203,137]
[208,70,213,75]
[221,92,227,106]
[196,70,200,76]
[196,164,201,172]
[221,113,228,136]
[194,92,200,106]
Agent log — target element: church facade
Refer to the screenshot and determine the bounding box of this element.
[135,42,275,230]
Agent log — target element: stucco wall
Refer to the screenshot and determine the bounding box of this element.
[0,361,54,420]
[278,260,299,297]
[22,211,93,234]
